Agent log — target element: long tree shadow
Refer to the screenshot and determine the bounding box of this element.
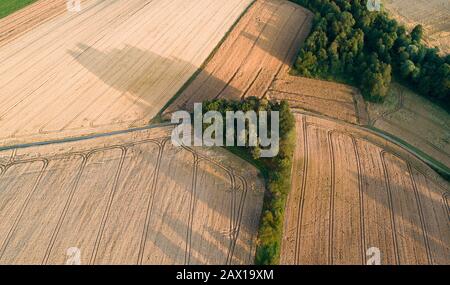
[144,143,259,263]
[66,43,240,127]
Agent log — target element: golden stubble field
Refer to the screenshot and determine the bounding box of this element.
[0,0,448,266]
[0,126,265,265]
[281,113,450,265]
[0,0,89,46]
[0,0,253,146]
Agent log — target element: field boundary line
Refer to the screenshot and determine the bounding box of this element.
[371,116,450,161]
[367,126,450,181]
[162,0,267,116]
[0,0,95,49]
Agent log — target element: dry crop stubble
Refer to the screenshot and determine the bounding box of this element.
[0,126,265,265]
[0,0,253,146]
[281,113,450,265]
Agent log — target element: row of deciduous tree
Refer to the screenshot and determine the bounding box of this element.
[292,0,449,108]
[201,98,296,264]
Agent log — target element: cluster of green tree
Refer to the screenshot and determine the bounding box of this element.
[292,0,449,107]
[200,97,296,265]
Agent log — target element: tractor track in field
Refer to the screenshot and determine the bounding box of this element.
[42,153,88,265]
[326,130,335,265]
[379,150,401,265]
[0,132,259,265]
[283,112,449,264]
[293,115,308,265]
[406,161,433,264]
[137,139,166,265]
[0,158,49,260]
[326,130,367,264]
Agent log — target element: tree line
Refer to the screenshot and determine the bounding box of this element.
[200,97,296,264]
[292,0,449,108]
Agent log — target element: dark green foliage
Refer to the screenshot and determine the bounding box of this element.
[291,0,449,109]
[201,98,296,265]
[0,0,38,19]
[411,25,424,43]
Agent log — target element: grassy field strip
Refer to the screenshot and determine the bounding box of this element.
[0,0,38,19]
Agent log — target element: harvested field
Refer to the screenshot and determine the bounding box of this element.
[368,82,450,169]
[2,0,448,266]
[281,113,450,265]
[384,0,450,54]
[0,0,86,46]
[0,0,253,146]
[0,126,265,265]
[165,0,368,125]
